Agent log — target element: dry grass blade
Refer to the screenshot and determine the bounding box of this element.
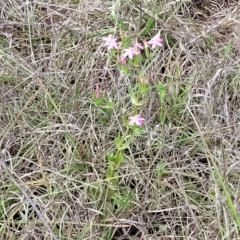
[0,150,59,240]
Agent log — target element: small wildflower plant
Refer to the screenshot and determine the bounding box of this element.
[100,30,164,185]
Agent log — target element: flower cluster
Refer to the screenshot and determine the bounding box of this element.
[102,31,163,126]
[102,31,163,63]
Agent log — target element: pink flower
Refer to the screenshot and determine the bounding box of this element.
[95,84,100,98]
[131,42,143,55]
[147,31,163,49]
[133,42,143,50]
[117,55,126,65]
[123,47,140,59]
[129,114,145,126]
[102,34,119,51]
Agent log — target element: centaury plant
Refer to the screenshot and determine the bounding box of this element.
[100,30,164,188]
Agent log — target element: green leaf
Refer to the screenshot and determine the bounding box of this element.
[118,135,133,150]
[115,134,133,151]
[100,101,114,109]
[128,88,144,106]
[156,163,166,179]
[175,66,180,77]
[140,18,154,36]
[115,151,124,166]
[115,132,122,149]
[107,152,115,162]
[156,82,166,102]
[225,41,232,56]
[73,163,85,171]
[106,163,114,179]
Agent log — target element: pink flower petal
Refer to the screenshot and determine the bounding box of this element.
[147,31,163,49]
[123,47,139,59]
[129,114,145,126]
[117,55,126,65]
[133,42,143,50]
[102,34,119,51]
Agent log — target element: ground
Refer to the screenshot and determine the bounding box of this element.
[1,0,240,239]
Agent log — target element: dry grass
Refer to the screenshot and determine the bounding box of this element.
[1,0,240,239]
